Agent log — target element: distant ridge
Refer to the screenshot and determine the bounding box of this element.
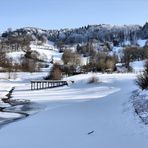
[1,23,148,45]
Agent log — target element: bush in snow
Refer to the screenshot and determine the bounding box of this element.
[105,56,116,72]
[136,61,148,90]
[88,76,99,84]
[95,53,116,72]
[21,57,40,72]
[62,65,76,76]
[25,50,41,61]
[45,63,62,80]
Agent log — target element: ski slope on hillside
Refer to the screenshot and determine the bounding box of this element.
[0,73,148,148]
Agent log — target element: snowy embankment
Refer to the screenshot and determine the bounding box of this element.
[11,73,123,102]
[1,73,148,148]
[7,51,25,63]
[7,49,62,64]
[30,45,63,63]
[132,89,148,125]
[1,73,122,102]
[130,60,145,73]
[5,45,63,73]
[137,39,148,47]
[0,72,48,126]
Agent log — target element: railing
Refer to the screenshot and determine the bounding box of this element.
[31,80,68,90]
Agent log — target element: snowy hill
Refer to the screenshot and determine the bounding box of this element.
[1,23,148,74]
[1,23,148,45]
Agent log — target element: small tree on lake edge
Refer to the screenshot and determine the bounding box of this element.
[136,61,148,90]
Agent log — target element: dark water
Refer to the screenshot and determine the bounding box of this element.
[0,102,46,129]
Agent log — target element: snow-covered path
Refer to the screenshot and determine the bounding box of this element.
[0,75,148,148]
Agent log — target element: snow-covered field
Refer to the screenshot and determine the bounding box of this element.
[130,60,145,73]
[6,42,63,64]
[1,72,148,148]
[30,45,63,62]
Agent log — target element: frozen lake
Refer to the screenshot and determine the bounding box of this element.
[0,73,148,148]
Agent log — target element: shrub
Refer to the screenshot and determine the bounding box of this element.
[136,61,148,90]
[123,46,146,71]
[62,49,80,66]
[105,56,116,71]
[88,76,99,84]
[45,63,62,80]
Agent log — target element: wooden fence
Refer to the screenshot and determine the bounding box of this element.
[31,80,68,90]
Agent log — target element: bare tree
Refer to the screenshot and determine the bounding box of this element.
[45,63,62,80]
[62,49,81,66]
[21,57,39,72]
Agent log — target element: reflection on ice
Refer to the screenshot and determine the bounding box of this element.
[0,102,45,129]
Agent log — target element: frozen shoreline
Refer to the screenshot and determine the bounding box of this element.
[0,84,46,128]
[0,101,45,129]
[0,72,136,127]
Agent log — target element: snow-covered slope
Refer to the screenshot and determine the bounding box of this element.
[1,23,144,45]
[7,51,25,63]
[130,60,145,72]
[111,46,123,61]
[30,44,62,63]
[137,39,148,47]
[5,42,62,64]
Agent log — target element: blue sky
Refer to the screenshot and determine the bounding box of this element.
[0,0,148,32]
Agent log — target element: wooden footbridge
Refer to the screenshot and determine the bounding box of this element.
[31,80,68,90]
